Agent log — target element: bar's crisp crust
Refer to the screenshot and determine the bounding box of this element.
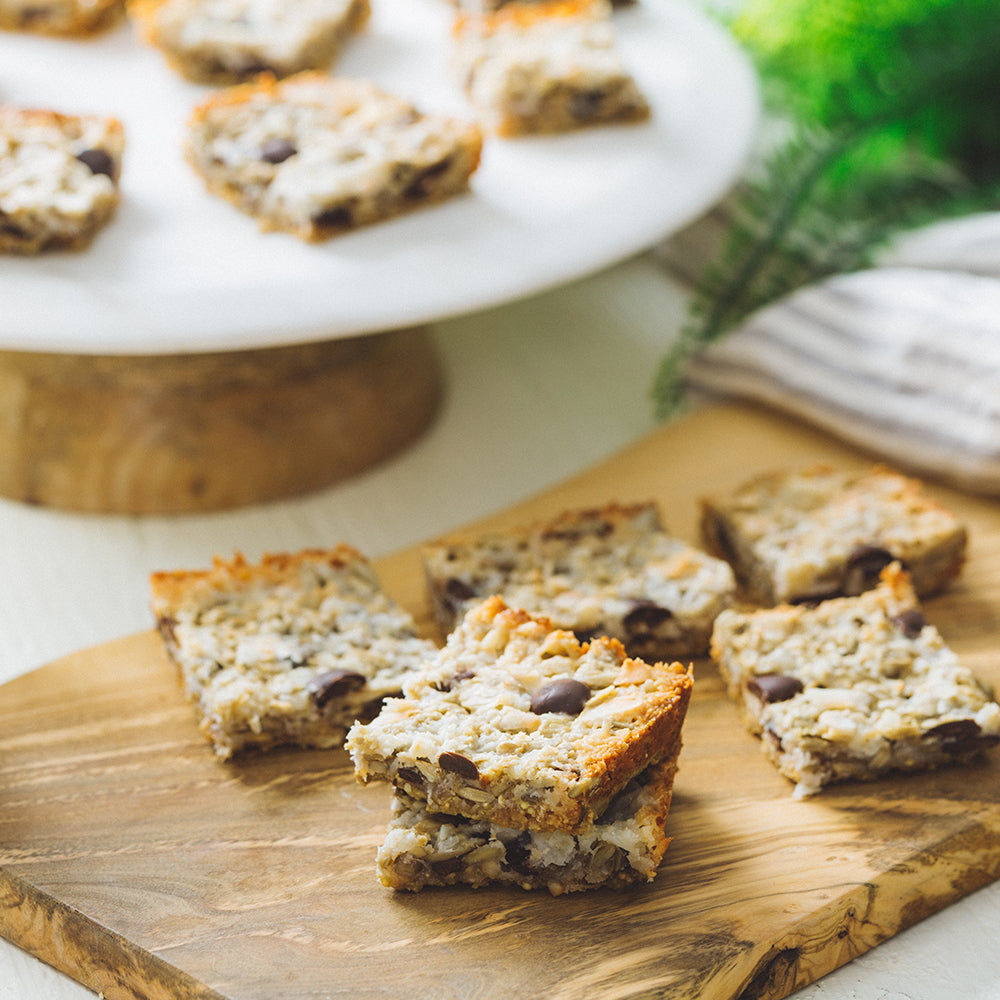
[347,595,693,833]
[700,464,967,605]
[150,546,349,610]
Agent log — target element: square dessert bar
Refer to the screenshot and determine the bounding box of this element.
[150,546,437,760]
[184,72,483,241]
[347,595,693,833]
[710,563,1000,797]
[452,0,650,136]
[0,0,122,34]
[700,464,967,605]
[1,106,124,254]
[377,754,679,894]
[421,501,735,660]
[128,0,371,85]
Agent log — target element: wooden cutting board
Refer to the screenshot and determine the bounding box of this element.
[2,402,999,1000]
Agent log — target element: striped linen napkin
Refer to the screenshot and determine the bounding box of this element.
[655,211,1000,496]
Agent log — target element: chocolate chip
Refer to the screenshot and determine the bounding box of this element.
[430,857,464,877]
[705,515,737,564]
[763,726,783,751]
[530,678,591,716]
[747,673,804,704]
[0,214,26,239]
[313,206,352,231]
[923,719,999,756]
[570,89,605,121]
[432,667,476,693]
[924,719,979,743]
[893,608,926,639]
[237,58,270,76]
[156,615,178,646]
[843,545,895,595]
[445,577,477,599]
[20,6,54,24]
[502,831,532,874]
[540,527,575,542]
[259,137,297,164]
[403,157,451,198]
[308,669,366,710]
[623,600,673,635]
[438,751,479,780]
[442,577,478,615]
[396,766,425,788]
[541,518,612,543]
[792,592,839,607]
[76,148,115,180]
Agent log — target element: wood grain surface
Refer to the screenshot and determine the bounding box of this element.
[0,327,441,514]
[2,402,999,1000]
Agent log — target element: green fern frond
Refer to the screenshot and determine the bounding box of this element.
[652,0,1000,421]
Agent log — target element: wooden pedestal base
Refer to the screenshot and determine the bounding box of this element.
[0,327,443,514]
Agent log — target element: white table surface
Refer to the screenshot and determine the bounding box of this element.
[2,254,999,1000]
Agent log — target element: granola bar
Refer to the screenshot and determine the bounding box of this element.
[452,0,649,136]
[347,595,693,832]
[1,106,123,254]
[710,563,1000,797]
[150,546,437,760]
[421,502,735,660]
[184,71,483,241]
[700,464,967,605]
[377,754,679,894]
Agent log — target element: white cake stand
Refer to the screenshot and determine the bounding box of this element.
[0,0,758,512]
